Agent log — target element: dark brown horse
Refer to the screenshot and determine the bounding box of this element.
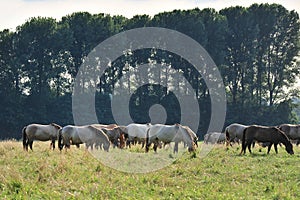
[241,125,294,155]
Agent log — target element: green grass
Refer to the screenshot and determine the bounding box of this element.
[1,140,300,199]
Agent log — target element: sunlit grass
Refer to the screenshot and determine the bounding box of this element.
[0,140,300,199]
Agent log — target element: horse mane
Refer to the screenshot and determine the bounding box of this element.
[50,123,62,129]
[276,128,290,142]
[183,126,197,139]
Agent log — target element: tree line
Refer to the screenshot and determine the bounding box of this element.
[0,3,299,139]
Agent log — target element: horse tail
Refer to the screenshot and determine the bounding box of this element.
[145,128,150,153]
[22,126,27,150]
[225,127,230,146]
[241,128,247,154]
[58,129,63,151]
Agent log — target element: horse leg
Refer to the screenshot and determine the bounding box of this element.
[24,139,29,151]
[241,140,247,154]
[153,143,158,153]
[247,142,252,154]
[29,141,33,151]
[247,145,251,154]
[174,142,179,154]
[274,144,278,154]
[25,144,28,151]
[52,139,55,150]
[50,139,55,150]
[126,140,131,148]
[145,141,150,153]
[267,144,272,154]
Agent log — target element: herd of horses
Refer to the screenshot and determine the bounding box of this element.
[22,123,198,153]
[22,122,300,155]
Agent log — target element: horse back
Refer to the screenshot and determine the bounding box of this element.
[246,126,282,143]
[279,124,300,140]
[127,123,150,138]
[26,124,55,141]
[226,123,248,140]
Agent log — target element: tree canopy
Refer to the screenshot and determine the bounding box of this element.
[0,3,299,139]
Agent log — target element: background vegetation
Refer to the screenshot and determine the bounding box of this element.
[0,3,299,139]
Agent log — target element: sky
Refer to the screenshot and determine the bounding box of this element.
[0,0,300,31]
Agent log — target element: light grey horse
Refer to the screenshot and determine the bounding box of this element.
[146,124,196,153]
[22,123,62,151]
[58,125,110,151]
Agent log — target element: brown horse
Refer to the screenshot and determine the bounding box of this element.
[92,125,126,149]
[241,125,294,155]
[22,123,62,151]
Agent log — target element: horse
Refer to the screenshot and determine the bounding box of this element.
[92,125,126,149]
[146,124,196,153]
[225,123,249,146]
[58,125,110,151]
[241,125,294,155]
[22,123,62,151]
[119,123,152,148]
[204,132,226,144]
[278,124,300,141]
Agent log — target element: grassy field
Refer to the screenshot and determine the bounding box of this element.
[0,140,300,199]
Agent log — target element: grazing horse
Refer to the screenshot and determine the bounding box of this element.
[146,124,196,153]
[119,123,152,148]
[204,132,226,144]
[22,123,62,151]
[241,125,294,155]
[278,124,300,142]
[225,123,249,146]
[92,125,126,149]
[58,125,110,151]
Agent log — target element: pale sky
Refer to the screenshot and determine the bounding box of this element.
[0,0,300,31]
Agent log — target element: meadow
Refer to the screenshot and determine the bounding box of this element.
[0,140,300,199]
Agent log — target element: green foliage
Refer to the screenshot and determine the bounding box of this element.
[0,3,299,139]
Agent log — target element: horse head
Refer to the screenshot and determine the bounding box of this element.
[282,137,294,155]
[285,142,294,155]
[182,125,198,149]
[277,128,294,155]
